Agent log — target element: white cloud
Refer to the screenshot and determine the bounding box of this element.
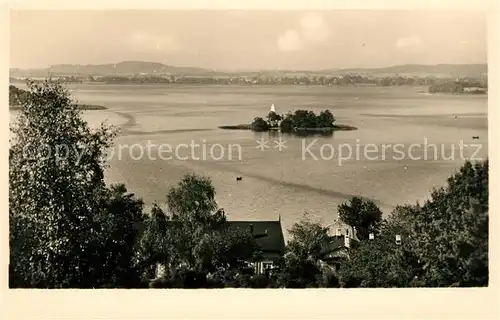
[277,30,302,52]
[395,36,422,48]
[276,14,329,52]
[299,14,329,43]
[127,31,181,52]
[300,14,324,29]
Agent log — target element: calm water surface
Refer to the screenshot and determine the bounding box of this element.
[10,84,488,238]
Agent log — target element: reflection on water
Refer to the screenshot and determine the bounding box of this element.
[270,130,335,138]
[9,84,488,238]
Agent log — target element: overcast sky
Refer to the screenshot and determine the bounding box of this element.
[10,10,487,70]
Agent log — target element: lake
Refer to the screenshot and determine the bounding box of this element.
[10,84,488,238]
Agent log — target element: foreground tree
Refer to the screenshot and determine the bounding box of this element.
[337,196,383,240]
[338,215,421,288]
[339,160,489,287]
[276,213,337,288]
[164,173,226,272]
[9,84,28,105]
[286,213,331,261]
[136,204,171,280]
[141,174,260,288]
[9,79,145,288]
[410,160,489,287]
[94,184,145,288]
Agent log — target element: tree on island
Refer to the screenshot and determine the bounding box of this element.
[429,82,464,94]
[245,109,339,133]
[266,111,282,128]
[279,114,295,133]
[251,117,270,132]
[292,109,336,129]
[276,109,337,132]
[317,110,336,128]
[292,110,318,129]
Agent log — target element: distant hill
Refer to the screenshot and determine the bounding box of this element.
[10,61,216,77]
[222,64,487,78]
[321,64,487,77]
[10,62,487,78]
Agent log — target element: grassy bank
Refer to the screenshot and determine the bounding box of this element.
[292,125,358,132]
[218,124,252,130]
[218,124,358,132]
[74,104,108,110]
[10,104,108,111]
[332,124,358,131]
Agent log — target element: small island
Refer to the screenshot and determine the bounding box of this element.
[9,85,108,111]
[428,83,487,94]
[220,107,357,134]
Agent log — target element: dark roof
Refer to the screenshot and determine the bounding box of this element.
[133,218,286,254]
[328,235,347,250]
[321,235,360,258]
[226,220,286,254]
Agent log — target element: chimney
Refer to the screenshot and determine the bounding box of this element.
[249,224,254,235]
[344,236,350,248]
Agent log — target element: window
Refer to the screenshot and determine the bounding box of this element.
[395,235,402,245]
[262,261,274,275]
[336,228,342,236]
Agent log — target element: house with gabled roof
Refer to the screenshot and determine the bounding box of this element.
[226,218,286,275]
[135,215,286,278]
[320,217,360,271]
